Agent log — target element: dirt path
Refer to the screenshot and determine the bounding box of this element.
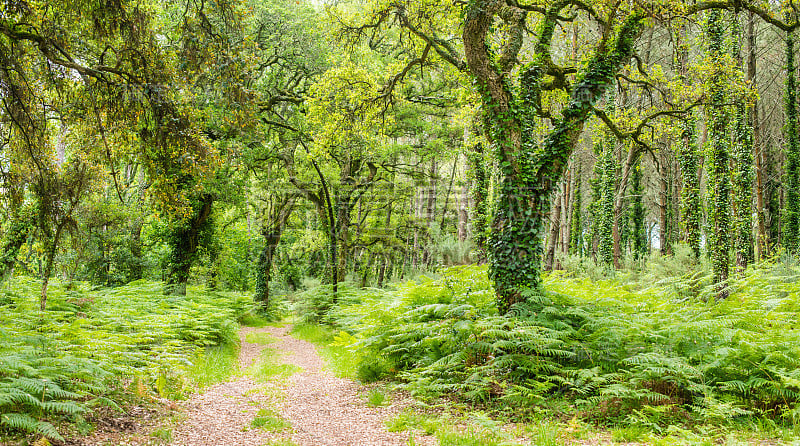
[170,324,435,446]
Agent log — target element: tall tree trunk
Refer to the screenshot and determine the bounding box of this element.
[783,21,800,253]
[707,9,731,299]
[749,11,767,259]
[679,114,702,260]
[732,13,754,272]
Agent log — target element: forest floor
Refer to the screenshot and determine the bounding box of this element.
[168,324,435,446]
[58,322,786,446]
[67,323,436,446]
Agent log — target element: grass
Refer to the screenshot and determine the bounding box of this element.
[261,440,301,446]
[529,421,560,446]
[150,427,173,443]
[245,331,277,344]
[247,347,301,382]
[386,411,442,435]
[290,324,360,379]
[250,408,291,431]
[435,427,515,446]
[366,388,388,407]
[188,342,239,389]
[611,424,649,443]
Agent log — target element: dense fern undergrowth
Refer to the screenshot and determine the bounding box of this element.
[298,251,800,432]
[0,278,251,443]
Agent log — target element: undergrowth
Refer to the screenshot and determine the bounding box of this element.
[296,258,800,439]
[0,277,251,443]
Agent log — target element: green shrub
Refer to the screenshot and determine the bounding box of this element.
[0,277,252,441]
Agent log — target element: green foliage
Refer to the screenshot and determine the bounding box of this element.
[0,277,251,440]
[311,262,800,430]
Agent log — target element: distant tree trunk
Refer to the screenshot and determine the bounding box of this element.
[658,152,673,256]
[39,220,66,310]
[612,145,639,267]
[440,160,457,231]
[422,161,437,267]
[457,182,468,242]
[544,188,562,271]
[630,158,647,260]
[254,196,296,311]
[560,169,571,256]
[569,163,583,256]
[411,191,420,270]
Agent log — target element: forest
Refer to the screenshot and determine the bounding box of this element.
[3,0,800,444]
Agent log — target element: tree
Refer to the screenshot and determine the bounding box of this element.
[706,8,732,299]
[783,11,800,253]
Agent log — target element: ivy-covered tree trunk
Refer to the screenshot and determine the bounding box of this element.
[748,11,768,259]
[467,142,489,261]
[463,0,645,312]
[706,9,732,299]
[165,194,215,296]
[732,14,754,271]
[624,159,644,261]
[676,17,702,262]
[679,114,702,260]
[598,138,616,267]
[783,24,800,253]
[588,144,603,259]
[569,163,583,256]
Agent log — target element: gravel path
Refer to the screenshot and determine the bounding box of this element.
[170,324,436,446]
